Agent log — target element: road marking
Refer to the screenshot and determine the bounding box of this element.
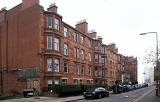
[122,94,136,98]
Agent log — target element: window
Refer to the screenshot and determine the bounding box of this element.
[77,64,79,74]
[102,57,104,64]
[77,48,79,58]
[87,80,90,84]
[95,67,98,76]
[54,58,59,72]
[55,18,59,30]
[89,66,91,75]
[105,48,107,54]
[64,44,68,55]
[74,32,79,42]
[95,41,98,49]
[95,54,98,62]
[110,61,112,68]
[55,79,59,84]
[64,27,68,37]
[110,53,113,58]
[110,71,112,77]
[77,33,79,42]
[74,32,77,41]
[62,79,67,84]
[80,79,83,84]
[101,46,105,53]
[99,55,101,63]
[81,50,84,60]
[81,65,85,75]
[102,69,105,77]
[54,37,59,51]
[88,53,91,62]
[81,36,84,44]
[74,48,76,58]
[74,64,77,74]
[47,36,52,49]
[118,56,121,61]
[89,40,91,48]
[74,64,79,74]
[47,58,52,71]
[118,64,120,70]
[64,61,68,73]
[48,79,52,85]
[47,16,52,28]
[74,79,78,85]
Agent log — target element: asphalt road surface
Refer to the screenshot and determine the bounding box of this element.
[76,85,155,102]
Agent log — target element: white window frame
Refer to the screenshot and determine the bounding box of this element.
[74,63,77,74]
[64,61,68,73]
[54,58,59,72]
[89,40,91,48]
[48,79,52,85]
[101,46,105,53]
[54,37,59,51]
[55,79,59,84]
[74,32,77,41]
[47,58,52,71]
[77,64,79,74]
[74,48,77,58]
[81,65,85,75]
[64,43,68,55]
[55,18,59,30]
[47,36,52,50]
[62,79,67,84]
[74,79,78,85]
[77,48,79,58]
[47,16,52,28]
[89,66,92,75]
[95,54,98,62]
[80,79,83,84]
[102,57,105,64]
[81,36,84,44]
[88,53,91,62]
[64,27,68,37]
[81,50,84,60]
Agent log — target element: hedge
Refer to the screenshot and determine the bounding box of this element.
[46,84,108,96]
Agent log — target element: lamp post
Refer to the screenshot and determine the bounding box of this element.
[140,32,159,96]
[143,72,146,83]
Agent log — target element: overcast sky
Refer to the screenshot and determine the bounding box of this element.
[1,0,159,83]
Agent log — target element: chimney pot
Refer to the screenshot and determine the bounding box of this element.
[47,3,58,13]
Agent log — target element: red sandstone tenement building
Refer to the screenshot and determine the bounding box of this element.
[0,0,137,94]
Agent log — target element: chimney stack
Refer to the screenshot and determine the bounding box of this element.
[22,0,39,10]
[88,30,97,39]
[0,7,7,22]
[76,19,88,34]
[47,3,58,13]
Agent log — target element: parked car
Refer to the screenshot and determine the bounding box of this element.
[83,87,109,99]
[112,85,123,94]
[122,85,129,92]
[23,89,34,97]
[126,85,134,91]
[143,83,148,87]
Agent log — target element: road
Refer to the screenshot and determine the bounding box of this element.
[76,85,155,102]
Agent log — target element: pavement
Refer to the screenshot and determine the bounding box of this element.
[0,95,84,102]
[1,89,160,102]
[0,91,114,102]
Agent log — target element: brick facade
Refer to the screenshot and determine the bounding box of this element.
[0,0,138,94]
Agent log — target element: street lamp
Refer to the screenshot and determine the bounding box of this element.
[143,72,146,83]
[140,32,159,96]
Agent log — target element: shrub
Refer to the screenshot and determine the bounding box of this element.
[10,89,20,96]
[47,84,108,96]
